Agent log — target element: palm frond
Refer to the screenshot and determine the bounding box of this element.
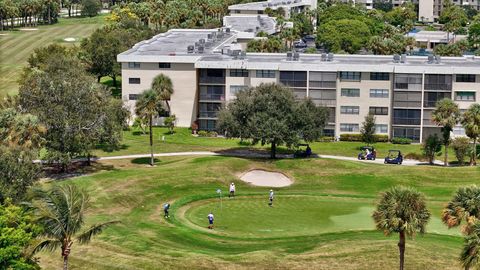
[76,220,120,244]
[26,238,62,257]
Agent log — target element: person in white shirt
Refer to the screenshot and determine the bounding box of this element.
[268,190,274,207]
[207,212,214,229]
[229,182,236,198]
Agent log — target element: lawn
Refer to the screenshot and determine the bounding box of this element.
[36,156,480,269]
[95,127,429,160]
[0,15,105,96]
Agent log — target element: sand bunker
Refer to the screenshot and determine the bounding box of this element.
[19,28,38,31]
[240,170,292,187]
[63,37,76,42]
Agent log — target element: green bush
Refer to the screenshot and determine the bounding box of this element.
[197,130,208,137]
[391,137,412,144]
[451,137,472,165]
[319,136,335,142]
[81,0,101,17]
[422,134,442,165]
[404,152,425,161]
[208,131,218,137]
[375,134,389,142]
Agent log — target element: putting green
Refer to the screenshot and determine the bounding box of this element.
[182,195,460,238]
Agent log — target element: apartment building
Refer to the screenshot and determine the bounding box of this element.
[118,28,480,143]
[228,0,317,18]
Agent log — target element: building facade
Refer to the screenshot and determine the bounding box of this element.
[118,29,480,143]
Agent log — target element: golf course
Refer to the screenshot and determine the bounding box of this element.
[36,153,479,269]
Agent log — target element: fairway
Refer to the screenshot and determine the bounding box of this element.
[35,156,478,269]
[0,16,104,96]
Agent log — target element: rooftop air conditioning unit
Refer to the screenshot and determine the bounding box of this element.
[435,55,441,64]
[197,46,204,54]
[293,52,300,61]
[199,39,205,44]
[287,51,293,61]
[327,53,334,61]
[321,53,327,61]
[393,54,400,63]
[427,55,434,64]
[239,51,246,60]
[207,34,212,40]
[400,54,407,63]
[187,45,194,53]
[232,50,240,59]
[226,28,231,33]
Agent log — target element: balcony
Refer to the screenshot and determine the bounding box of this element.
[199,94,225,101]
[309,81,337,89]
[313,99,336,107]
[424,83,452,91]
[199,77,225,84]
[393,101,422,108]
[393,118,421,125]
[199,111,219,118]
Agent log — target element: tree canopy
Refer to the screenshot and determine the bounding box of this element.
[217,83,328,158]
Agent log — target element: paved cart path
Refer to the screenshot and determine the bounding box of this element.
[66,151,442,166]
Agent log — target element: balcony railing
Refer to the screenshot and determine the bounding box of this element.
[393,101,422,108]
[199,94,225,101]
[199,77,225,84]
[424,83,452,91]
[313,99,337,106]
[199,111,218,118]
[393,118,421,125]
[309,81,337,89]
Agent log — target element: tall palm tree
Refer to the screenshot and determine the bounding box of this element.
[372,186,431,270]
[135,89,161,166]
[460,222,480,270]
[432,98,460,166]
[151,74,174,113]
[442,185,480,235]
[29,185,118,270]
[462,103,480,165]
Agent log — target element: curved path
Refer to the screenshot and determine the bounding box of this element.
[85,151,442,166]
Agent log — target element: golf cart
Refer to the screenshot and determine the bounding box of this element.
[357,146,376,160]
[384,150,403,165]
[294,143,312,158]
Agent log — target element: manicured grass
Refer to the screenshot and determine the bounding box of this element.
[37,156,479,269]
[0,15,105,96]
[95,127,428,159]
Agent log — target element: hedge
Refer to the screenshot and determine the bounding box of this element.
[339,133,389,142]
[391,137,412,145]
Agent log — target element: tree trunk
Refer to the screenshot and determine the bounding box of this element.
[68,6,71,17]
[444,142,449,167]
[87,153,91,166]
[112,76,117,88]
[398,231,405,270]
[63,255,68,270]
[270,140,276,159]
[472,138,477,166]
[149,115,154,166]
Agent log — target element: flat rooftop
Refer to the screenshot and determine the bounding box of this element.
[223,15,277,35]
[118,29,236,57]
[228,0,310,11]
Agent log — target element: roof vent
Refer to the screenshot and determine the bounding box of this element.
[435,55,441,64]
[400,54,407,63]
[293,52,300,61]
[194,41,199,48]
[226,28,231,33]
[197,45,204,54]
[286,51,293,61]
[327,53,334,62]
[199,39,205,44]
[207,33,212,40]
[321,53,327,61]
[187,45,194,53]
[393,54,400,63]
[427,55,434,64]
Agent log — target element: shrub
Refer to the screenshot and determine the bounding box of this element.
[339,133,362,141]
[208,131,218,137]
[81,0,101,17]
[375,134,389,142]
[451,137,472,165]
[391,137,412,144]
[422,134,442,165]
[319,136,335,142]
[404,152,426,161]
[198,130,208,137]
[164,115,176,134]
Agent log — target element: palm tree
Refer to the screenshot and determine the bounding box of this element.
[432,98,460,166]
[151,74,174,113]
[442,185,480,235]
[135,89,161,166]
[460,222,480,270]
[30,185,118,270]
[372,186,431,270]
[462,104,480,165]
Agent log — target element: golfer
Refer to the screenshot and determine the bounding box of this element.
[163,203,170,218]
[229,182,236,198]
[207,212,214,229]
[268,190,274,207]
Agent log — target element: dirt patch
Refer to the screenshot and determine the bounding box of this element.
[239,169,293,187]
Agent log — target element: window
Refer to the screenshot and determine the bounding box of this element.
[455,91,476,101]
[369,107,388,115]
[280,71,307,87]
[340,72,361,81]
[393,109,421,125]
[323,129,335,137]
[393,91,422,107]
[256,70,276,78]
[393,127,420,141]
[199,69,225,84]
[128,94,139,100]
[129,78,141,84]
[369,89,389,98]
[229,69,249,77]
[199,103,222,118]
[341,88,360,97]
[370,72,390,81]
[424,92,451,107]
[198,119,217,131]
[340,123,359,132]
[456,74,476,83]
[230,85,248,95]
[128,62,140,69]
[340,106,360,114]
[394,74,422,90]
[159,63,171,69]
[309,72,337,88]
[200,85,225,100]
[424,74,452,90]
[375,124,388,134]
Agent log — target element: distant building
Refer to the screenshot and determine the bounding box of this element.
[228,0,317,18]
[118,28,480,142]
[408,30,467,50]
[223,15,277,41]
